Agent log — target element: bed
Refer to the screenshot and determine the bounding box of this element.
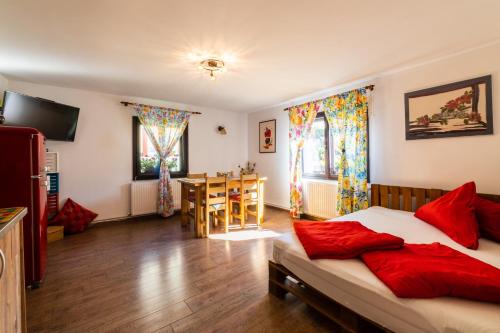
[269,184,500,333]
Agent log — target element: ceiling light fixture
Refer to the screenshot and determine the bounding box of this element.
[199,58,225,81]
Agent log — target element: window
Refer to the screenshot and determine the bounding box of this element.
[302,113,337,179]
[132,116,188,180]
[302,112,368,180]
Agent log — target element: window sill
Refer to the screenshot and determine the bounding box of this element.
[303,177,338,185]
[134,175,159,181]
[133,173,187,181]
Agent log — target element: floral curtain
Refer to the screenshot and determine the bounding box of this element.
[323,88,369,215]
[288,102,321,218]
[135,106,190,217]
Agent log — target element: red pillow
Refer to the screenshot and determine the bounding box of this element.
[52,198,98,234]
[473,195,500,242]
[415,182,479,249]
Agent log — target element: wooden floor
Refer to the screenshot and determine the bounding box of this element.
[27,207,337,333]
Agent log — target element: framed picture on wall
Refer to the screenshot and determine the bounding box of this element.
[405,75,493,140]
[259,119,276,153]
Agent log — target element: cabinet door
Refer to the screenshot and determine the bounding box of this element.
[0,222,25,333]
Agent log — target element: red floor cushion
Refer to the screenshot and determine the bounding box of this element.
[415,182,479,249]
[52,198,98,234]
[474,195,500,242]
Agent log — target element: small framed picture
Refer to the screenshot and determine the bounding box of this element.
[405,75,493,140]
[259,119,276,153]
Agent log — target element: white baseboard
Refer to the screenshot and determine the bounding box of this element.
[265,202,289,211]
[91,215,133,224]
[91,213,158,224]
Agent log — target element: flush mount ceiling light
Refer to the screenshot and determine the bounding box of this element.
[199,58,225,81]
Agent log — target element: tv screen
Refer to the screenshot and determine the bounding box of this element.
[1,91,80,141]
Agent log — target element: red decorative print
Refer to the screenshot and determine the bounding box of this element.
[264,126,273,149]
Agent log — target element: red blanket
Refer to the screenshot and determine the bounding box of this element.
[293,221,404,259]
[361,243,500,303]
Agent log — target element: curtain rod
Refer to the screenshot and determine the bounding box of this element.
[120,101,202,115]
[283,84,374,111]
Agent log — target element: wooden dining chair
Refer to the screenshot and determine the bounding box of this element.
[229,174,260,228]
[187,173,207,200]
[202,176,229,236]
[217,171,239,201]
[186,173,207,221]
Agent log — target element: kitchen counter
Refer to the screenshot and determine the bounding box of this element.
[0,207,27,238]
[0,206,27,333]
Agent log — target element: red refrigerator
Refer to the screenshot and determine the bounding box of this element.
[0,126,48,287]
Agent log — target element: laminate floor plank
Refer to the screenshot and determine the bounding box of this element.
[27,208,338,332]
[153,325,174,333]
[99,301,192,333]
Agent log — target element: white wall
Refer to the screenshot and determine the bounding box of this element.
[248,42,500,211]
[370,43,500,194]
[6,80,248,221]
[248,108,289,209]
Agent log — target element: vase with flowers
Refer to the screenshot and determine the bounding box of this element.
[238,161,256,175]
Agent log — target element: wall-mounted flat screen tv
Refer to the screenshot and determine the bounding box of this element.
[1,91,80,141]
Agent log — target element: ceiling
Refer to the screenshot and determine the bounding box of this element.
[1,0,500,112]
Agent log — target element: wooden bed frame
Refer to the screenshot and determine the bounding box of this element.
[268,183,500,333]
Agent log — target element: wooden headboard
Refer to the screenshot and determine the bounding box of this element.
[370,184,500,212]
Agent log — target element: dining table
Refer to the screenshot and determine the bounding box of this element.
[177,176,266,238]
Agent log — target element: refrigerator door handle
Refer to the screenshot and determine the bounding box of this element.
[0,249,5,280]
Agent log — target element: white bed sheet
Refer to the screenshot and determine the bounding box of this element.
[272,206,500,333]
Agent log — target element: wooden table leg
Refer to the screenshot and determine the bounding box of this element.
[240,200,245,229]
[180,183,189,227]
[259,180,265,225]
[195,187,203,238]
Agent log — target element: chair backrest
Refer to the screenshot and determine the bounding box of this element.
[240,173,259,201]
[205,176,228,207]
[188,173,207,179]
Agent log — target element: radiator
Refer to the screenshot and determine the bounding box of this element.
[130,180,181,216]
[303,180,337,219]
